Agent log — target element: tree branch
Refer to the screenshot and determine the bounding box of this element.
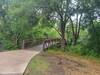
[69,17,75,35]
[53,27,62,37]
[78,14,82,36]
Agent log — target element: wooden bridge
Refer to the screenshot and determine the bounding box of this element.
[43,38,61,50]
[22,38,61,50]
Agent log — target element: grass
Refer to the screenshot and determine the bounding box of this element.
[24,46,100,75]
[24,55,49,75]
[48,47,100,63]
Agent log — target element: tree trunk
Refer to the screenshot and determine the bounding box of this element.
[60,21,66,49]
[73,34,78,45]
[70,14,82,45]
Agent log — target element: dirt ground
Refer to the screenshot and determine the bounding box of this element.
[25,51,100,75]
[41,52,100,75]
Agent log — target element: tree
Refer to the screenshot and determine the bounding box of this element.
[35,0,74,48]
[69,0,100,45]
[0,0,39,49]
[69,0,83,45]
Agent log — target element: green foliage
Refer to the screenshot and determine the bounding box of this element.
[65,22,100,57]
[0,0,40,50]
[65,44,100,58]
[2,40,17,50]
[0,0,100,59]
[66,44,82,55]
[86,22,100,56]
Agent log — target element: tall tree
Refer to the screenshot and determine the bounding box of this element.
[35,0,74,48]
[69,0,83,45]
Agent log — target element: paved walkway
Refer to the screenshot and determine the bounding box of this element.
[0,45,43,75]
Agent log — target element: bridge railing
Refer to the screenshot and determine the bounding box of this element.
[21,38,61,50]
[43,38,61,51]
[22,38,46,49]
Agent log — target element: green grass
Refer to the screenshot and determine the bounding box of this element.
[47,47,100,63]
[24,55,49,75]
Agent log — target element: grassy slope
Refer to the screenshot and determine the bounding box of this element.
[24,55,49,75]
[24,49,100,75]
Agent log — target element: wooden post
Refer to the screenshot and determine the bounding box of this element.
[22,40,25,49]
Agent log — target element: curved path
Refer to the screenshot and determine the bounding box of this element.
[0,45,43,75]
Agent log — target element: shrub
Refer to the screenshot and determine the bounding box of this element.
[1,40,17,50]
[86,22,100,56]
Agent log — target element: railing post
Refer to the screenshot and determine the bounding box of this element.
[22,40,25,49]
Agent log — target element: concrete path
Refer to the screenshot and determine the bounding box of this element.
[0,45,43,75]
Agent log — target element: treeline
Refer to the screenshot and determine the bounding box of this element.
[0,0,59,50]
[0,0,100,57]
[34,0,100,57]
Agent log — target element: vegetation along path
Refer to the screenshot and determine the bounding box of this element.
[0,45,43,75]
[24,50,100,75]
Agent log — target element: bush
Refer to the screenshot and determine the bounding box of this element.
[1,40,17,50]
[66,44,83,55]
[86,22,100,56]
